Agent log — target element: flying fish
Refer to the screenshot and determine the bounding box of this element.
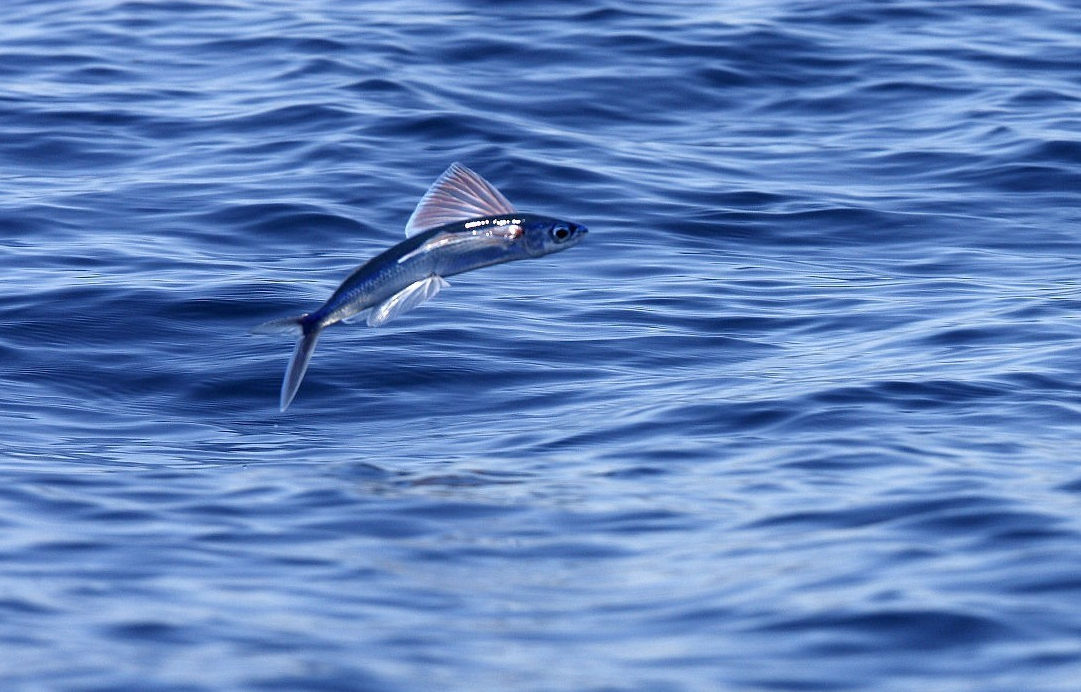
[254,163,588,411]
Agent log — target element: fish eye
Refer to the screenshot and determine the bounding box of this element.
[552,226,571,241]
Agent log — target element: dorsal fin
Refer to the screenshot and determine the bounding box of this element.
[404,163,517,237]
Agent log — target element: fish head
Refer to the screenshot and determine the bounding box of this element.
[520,214,588,257]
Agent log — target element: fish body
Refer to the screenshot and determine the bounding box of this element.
[254,163,587,411]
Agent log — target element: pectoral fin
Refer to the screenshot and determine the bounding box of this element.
[367,274,450,327]
[404,163,517,237]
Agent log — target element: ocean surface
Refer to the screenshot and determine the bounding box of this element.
[4,0,1081,690]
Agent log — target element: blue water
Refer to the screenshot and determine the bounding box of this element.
[4,0,1081,689]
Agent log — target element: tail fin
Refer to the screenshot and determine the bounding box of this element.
[252,316,306,336]
[280,327,321,412]
[251,315,320,412]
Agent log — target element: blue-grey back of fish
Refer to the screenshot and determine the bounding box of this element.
[253,163,588,411]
